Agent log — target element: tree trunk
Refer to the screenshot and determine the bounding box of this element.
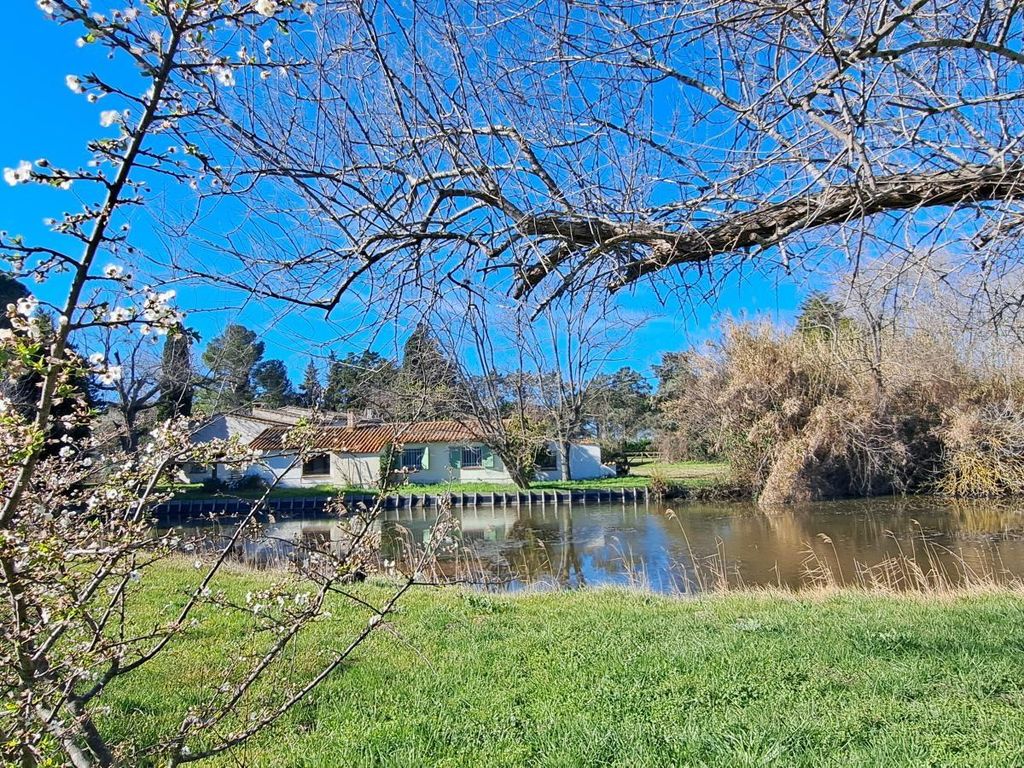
[559,440,572,481]
[506,462,531,489]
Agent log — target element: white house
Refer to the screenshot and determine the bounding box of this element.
[181,406,371,483]
[245,416,613,489]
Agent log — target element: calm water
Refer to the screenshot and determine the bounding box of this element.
[162,497,1024,593]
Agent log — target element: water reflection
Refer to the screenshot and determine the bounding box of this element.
[161,496,1024,593]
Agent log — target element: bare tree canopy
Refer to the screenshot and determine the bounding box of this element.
[182,0,1024,321]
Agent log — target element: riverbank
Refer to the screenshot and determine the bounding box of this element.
[101,563,1024,766]
[162,461,731,501]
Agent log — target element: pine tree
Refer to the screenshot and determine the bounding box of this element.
[324,350,397,412]
[397,323,460,418]
[156,325,194,420]
[322,351,343,410]
[201,324,264,412]
[795,292,851,340]
[253,359,294,407]
[300,359,323,408]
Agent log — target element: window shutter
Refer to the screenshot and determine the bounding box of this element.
[449,446,462,468]
[421,446,430,470]
[481,446,496,469]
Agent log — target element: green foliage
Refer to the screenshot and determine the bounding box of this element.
[586,367,654,441]
[156,324,195,420]
[794,291,855,341]
[200,324,264,412]
[394,323,462,418]
[378,442,398,490]
[299,358,323,408]
[252,359,295,407]
[101,564,1024,767]
[598,442,631,476]
[324,349,398,412]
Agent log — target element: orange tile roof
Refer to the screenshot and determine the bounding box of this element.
[248,420,488,454]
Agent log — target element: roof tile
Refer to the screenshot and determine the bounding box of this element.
[248,420,486,454]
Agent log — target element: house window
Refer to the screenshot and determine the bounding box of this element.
[534,446,558,471]
[400,447,426,471]
[302,454,331,476]
[461,446,483,468]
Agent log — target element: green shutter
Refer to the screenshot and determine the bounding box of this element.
[481,446,496,469]
[420,446,430,470]
[449,446,462,468]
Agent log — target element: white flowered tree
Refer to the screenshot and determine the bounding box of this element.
[0,3,432,766]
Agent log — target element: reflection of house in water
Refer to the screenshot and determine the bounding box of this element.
[161,498,1024,590]
[379,502,652,588]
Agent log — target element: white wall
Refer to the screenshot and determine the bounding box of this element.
[569,444,613,480]
[209,439,611,489]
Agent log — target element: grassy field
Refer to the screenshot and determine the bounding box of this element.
[164,461,731,500]
[100,563,1024,766]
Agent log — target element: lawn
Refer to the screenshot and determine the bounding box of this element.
[100,562,1024,767]
[629,458,729,481]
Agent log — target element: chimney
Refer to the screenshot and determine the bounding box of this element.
[346,411,356,429]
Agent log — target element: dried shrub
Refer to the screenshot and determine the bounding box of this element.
[936,402,1024,497]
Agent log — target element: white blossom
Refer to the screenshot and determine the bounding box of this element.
[108,306,132,323]
[99,110,120,128]
[66,75,84,93]
[3,160,33,186]
[37,0,56,15]
[98,365,122,385]
[301,2,317,14]
[15,296,38,317]
[88,352,106,365]
[254,0,280,17]
[59,446,75,458]
[103,263,125,279]
[213,66,235,87]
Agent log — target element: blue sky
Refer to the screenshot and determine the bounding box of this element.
[0,4,815,384]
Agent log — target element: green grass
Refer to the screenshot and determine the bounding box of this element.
[100,563,1024,767]
[629,458,729,481]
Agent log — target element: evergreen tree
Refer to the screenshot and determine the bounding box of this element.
[586,367,653,441]
[796,292,851,340]
[396,323,460,417]
[201,324,264,412]
[156,324,194,420]
[401,322,454,388]
[324,349,398,412]
[253,359,295,407]
[300,358,323,408]
[322,351,342,410]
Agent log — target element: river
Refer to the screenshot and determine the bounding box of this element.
[162,496,1024,593]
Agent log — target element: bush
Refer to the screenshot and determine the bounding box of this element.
[200,476,228,493]
[648,469,669,499]
[599,442,631,476]
[936,402,1024,497]
[228,473,268,493]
